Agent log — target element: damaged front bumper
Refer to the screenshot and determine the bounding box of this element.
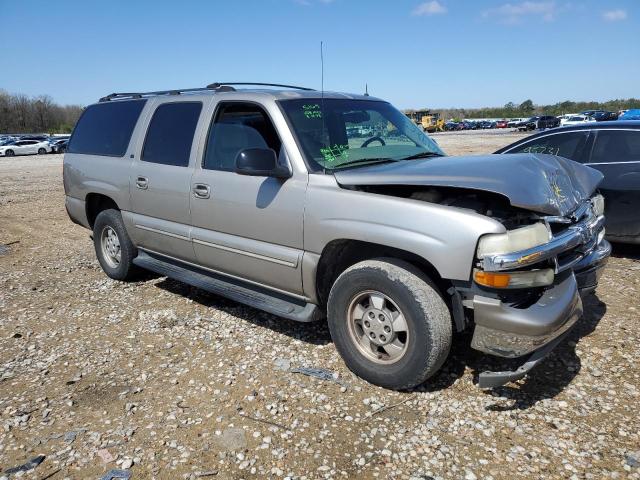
[470,199,610,388]
[471,272,583,388]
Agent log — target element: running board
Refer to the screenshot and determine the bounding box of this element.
[133,250,320,322]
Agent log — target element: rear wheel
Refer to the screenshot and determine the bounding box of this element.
[5,149,14,156]
[93,209,139,281]
[327,258,452,390]
[38,148,46,155]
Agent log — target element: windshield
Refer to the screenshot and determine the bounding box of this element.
[279,99,444,170]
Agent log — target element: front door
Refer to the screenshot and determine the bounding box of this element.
[189,101,306,295]
[128,100,204,262]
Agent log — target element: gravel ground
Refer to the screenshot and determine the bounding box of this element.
[1,131,639,480]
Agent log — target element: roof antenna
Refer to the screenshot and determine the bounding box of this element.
[364,83,369,96]
[320,41,324,95]
[320,40,327,173]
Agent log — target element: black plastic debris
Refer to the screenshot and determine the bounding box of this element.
[4,454,46,474]
[99,469,132,480]
[0,240,18,256]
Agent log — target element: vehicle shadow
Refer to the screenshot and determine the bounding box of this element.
[410,293,607,406]
[154,277,333,346]
[610,242,640,260]
[153,277,606,406]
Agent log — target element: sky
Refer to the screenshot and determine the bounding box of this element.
[1,0,638,109]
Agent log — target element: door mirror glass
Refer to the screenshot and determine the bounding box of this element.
[235,148,291,178]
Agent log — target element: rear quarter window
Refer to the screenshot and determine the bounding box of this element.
[67,100,146,156]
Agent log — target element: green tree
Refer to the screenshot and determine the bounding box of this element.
[519,99,534,114]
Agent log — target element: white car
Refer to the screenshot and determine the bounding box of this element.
[0,139,52,157]
[558,113,579,126]
[561,115,596,127]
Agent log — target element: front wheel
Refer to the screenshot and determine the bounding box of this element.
[93,209,139,280]
[38,148,46,155]
[327,258,452,390]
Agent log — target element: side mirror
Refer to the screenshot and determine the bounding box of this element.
[235,148,291,178]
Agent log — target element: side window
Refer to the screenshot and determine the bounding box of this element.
[67,100,146,156]
[590,130,640,164]
[142,102,202,167]
[508,131,589,162]
[203,103,282,171]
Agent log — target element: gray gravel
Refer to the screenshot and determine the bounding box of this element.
[1,137,639,479]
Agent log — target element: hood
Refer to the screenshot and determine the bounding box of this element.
[334,153,603,217]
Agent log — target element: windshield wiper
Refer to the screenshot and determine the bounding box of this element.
[400,152,444,160]
[329,158,396,170]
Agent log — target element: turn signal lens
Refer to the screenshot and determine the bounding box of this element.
[474,271,511,288]
[474,268,554,289]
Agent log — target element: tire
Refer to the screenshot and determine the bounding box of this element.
[38,148,46,155]
[5,149,14,156]
[327,258,452,390]
[93,209,139,281]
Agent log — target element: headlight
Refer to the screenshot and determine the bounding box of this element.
[477,222,551,257]
[592,194,605,217]
[474,268,554,289]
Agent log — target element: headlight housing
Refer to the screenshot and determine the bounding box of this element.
[477,222,551,257]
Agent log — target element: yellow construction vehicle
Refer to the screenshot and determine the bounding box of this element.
[407,110,445,133]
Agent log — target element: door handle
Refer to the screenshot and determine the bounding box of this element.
[192,183,210,199]
[136,176,148,190]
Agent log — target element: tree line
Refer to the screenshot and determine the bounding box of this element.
[407,98,640,121]
[0,90,83,134]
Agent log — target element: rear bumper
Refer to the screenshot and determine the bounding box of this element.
[65,195,89,228]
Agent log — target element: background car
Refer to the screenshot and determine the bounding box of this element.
[0,139,52,156]
[581,110,605,118]
[593,111,618,122]
[516,117,539,131]
[619,109,640,121]
[558,113,579,126]
[495,120,508,128]
[495,121,640,244]
[562,115,596,126]
[49,137,70,153]
[19,135,49,142]
[52,139,68,153]
[444,121,462,131]
[507,118,527,128]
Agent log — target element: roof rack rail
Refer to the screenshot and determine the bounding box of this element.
[99,82,315,102]
[206,82,315,91]
[98,84,236,102]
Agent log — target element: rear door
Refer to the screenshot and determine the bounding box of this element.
[16,140,35,154]
[586,129,640,240]
[127,100,205,262]
[189,100,307,295]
